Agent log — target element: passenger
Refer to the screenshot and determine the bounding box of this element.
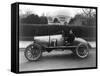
[62,29,75,45]
[67,29,75,44]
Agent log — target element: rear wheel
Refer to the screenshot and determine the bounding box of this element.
[24,44,42,61]
[73,43,89,58]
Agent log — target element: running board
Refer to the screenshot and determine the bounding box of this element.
[46,46,77,49]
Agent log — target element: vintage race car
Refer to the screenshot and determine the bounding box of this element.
[24,30,91,61]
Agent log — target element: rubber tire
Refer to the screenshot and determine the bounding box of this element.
[24,43,42,61]
[72,43,89,58]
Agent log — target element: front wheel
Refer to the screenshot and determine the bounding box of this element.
[24,43,42,61]
[73,43,89,58]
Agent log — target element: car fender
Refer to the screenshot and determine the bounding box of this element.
[33,41,47,52]
[72,37,91,48]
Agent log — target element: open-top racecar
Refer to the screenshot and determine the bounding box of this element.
[24,29,91,61]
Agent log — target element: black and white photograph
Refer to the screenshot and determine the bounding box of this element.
[17,3,97,72]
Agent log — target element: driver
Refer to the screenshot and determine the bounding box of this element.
[67,29,75,43]
[62,29,75,45]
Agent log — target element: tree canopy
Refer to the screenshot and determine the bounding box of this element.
[69,8,96,26]
[20,14,48,24]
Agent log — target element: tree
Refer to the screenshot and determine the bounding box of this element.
[20,13,48,24]
[82,8,95,18]
[53,18,60,23]
[69,14,85,25]
[40,16,48,24]
[69,18,75,24]
[69,8,96,26]
[82,8,96,26]
[21,14,40,24]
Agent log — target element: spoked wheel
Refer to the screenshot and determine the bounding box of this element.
[75,43,89,58]
[24,44,42,61]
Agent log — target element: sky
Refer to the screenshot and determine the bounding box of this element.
[19,5,89,17]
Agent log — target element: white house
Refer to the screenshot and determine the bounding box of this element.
[47,15,71,25]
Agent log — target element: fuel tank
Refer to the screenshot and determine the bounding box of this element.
[34,34,64,47]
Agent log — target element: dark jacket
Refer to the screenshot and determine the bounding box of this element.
[67,33,75,43]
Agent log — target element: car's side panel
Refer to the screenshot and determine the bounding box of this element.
[50,34,64,46]
[33,35,91,52]
[34,34,64,48]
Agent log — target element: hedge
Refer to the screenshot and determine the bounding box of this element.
[19,24,96,41]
